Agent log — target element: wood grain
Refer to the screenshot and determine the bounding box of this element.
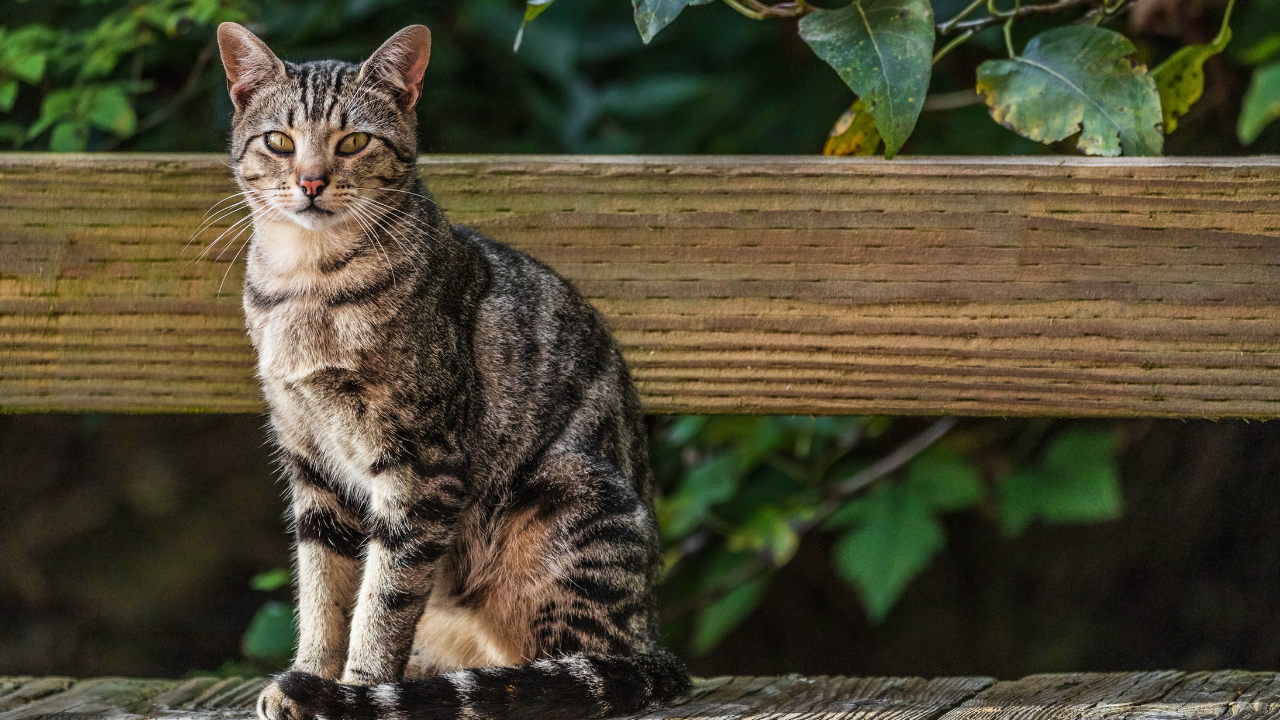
[3,154,1280,416]
[5,673,1279,720]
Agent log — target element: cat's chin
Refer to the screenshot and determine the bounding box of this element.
[285,206,342,232]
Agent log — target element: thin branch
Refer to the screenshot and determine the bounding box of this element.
[940,0,1095,35]
[721,0,808,19]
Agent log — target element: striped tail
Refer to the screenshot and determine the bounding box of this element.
[274,651,691,720]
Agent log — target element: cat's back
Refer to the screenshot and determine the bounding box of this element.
[452,224,651,495]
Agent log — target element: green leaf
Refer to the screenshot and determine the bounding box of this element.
[798,0,934,159]
[667,416,708,445]
[0,80,17,114]
[726,505,807,565]
[241,601,296,660]
[690,575,768,655]
[976,25,1164,156]
[49,122,89,152]
[999,428,1122,537]
[907,449,983,512]
[632,0,700,44]
[1239,61,1280,145]
[1231,0,1280,65]
[514,0,554,52]
[823,99,884,156]
[1152,0,1234,134]
[658,452,741,538]
[87,86,135,137]
[250,568,292,592]
[833,481,946,623]
[10,53,46,84]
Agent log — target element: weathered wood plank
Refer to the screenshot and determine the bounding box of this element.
[937,671,1280,720]
[7,673,1280,720]
[4,154,1280,416]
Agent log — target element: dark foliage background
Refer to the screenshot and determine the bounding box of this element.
[3,0,1280,683]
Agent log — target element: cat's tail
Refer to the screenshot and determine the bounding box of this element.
[274,650,691,720]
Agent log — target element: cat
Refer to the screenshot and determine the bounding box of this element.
[214,21,690,720]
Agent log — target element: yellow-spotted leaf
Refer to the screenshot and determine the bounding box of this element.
[799,0,934,159]
[1153,0,1234,134]
[823,99,884,156]
[977,25,1163,156]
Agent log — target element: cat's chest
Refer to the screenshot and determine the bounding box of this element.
[248,300,376,385]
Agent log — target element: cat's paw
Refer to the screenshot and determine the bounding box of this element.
[257,681,310,720]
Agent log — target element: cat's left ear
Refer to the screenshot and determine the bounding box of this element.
[360,25,432,110]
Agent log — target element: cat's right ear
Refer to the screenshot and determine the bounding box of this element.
[217,23,285,112]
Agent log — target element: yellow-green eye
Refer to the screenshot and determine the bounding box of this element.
[337,132,369,155]
[265,132,294,153]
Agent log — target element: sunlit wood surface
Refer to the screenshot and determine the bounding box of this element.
[4,671,1280,720]
[3,154,1279,416]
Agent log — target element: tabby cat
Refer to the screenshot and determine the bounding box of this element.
[214,22,690,720]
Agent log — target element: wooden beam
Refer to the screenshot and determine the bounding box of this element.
[2,154,1279,417]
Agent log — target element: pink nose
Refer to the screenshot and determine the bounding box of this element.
[299,177,326,196]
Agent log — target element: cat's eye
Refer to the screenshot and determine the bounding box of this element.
[265,132,294,154]
[337,132,370,155]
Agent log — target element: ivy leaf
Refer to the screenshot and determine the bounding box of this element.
[250,568,292,592]
[976,25,1163,156]
[1231,0,1280,65]
[1153,0,1234,134]
[11,53,46,84]
[833,481,945,623]
[513,0,554,52]
[658,451,741,538]
[726,505,809,565]
[999,428,1122,537]
[0,80,17,114]
[241,601,296,660]
[633,0,703,45]
[1239,61,1280,145]
[823,98,884,156]
[49,122,89,152]
[907,449,982,513]
[691,575,768,655]
[798,0,934,159]
[87,86,135,137]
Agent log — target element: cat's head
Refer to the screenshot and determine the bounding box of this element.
[216,23,431,231]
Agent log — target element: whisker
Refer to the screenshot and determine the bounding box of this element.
[346,203,396,284]
[351,198,421,261]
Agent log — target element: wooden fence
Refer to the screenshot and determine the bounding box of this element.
[2,154,1279,417]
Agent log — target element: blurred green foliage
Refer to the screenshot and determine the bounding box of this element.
[651,416,1122,655]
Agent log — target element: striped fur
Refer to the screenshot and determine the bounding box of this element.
[215,22,689,720]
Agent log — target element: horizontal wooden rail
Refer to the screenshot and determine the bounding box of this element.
[3,671,1280,720]
[2,154,1279,416]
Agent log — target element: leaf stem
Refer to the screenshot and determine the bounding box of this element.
[933,29,976,63]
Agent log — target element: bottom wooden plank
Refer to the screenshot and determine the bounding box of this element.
[3,673,1279,720]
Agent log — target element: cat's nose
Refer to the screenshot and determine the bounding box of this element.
[298,176,327,197]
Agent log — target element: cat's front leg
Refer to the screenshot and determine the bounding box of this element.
[342,455,469,684]
[258,453,364,720]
